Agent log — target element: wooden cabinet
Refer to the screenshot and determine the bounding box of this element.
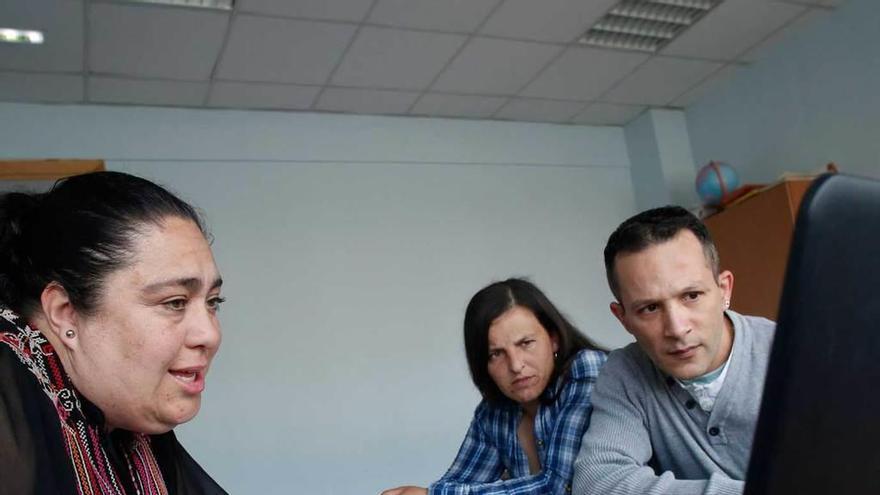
[703,179,813,320]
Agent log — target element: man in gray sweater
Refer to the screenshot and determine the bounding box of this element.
[573,206,775,495]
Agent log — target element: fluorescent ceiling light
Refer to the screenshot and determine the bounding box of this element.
[579,0,723,53]
[0,28,44,45]
[124,0,234,10]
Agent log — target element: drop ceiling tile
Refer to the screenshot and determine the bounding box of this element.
[316,87,419,114]
[410,93,507,118]
[480,0,617,43]
[89,77,208,106]
[662,0,806,60]
[208,81,320,109]
[521,46,648,101]
[571,103,645,126]
[331,27,466,90]
[494,97,585,123]
[0,71,82,103]
[670,64,744,107]
[236,0,374,22]
[740,8,829,62]
[368,0,499,32]
[217,15,356,85]
[603,57,723,106]
[0,0,83,72]
[89,3,228,80]
[431,37,562,95]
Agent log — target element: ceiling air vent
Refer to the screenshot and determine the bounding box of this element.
[124,0,234,10]
[579,0,723,53]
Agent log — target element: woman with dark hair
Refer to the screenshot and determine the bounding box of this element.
[0,171,226,494]
[382,278,607,495]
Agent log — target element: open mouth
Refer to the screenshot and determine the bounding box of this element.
[170,370,198,382]
[169,368,205,393]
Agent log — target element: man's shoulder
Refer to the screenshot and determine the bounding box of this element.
[736,311,776,331]
[731,311,777,349]
[599,343,659,388]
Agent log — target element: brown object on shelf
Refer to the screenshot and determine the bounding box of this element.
[0,160,105,180]
[718,184,765,208]
[703,178,813,320]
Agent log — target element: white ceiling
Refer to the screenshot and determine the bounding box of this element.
[0,0,842,125]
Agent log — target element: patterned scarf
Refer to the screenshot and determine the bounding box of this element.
[0,308,169,495]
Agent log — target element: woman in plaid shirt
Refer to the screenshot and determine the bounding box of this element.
[383,278,607,495]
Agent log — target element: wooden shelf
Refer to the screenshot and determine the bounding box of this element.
[0,160,105,180]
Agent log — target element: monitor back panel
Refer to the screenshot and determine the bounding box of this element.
[745,174,880,494]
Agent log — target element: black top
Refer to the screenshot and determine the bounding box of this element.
[0,308,227,495]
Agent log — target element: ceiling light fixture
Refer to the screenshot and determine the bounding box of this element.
[579,0,723,53]
[0,28,44,45]
[124,0,234,10]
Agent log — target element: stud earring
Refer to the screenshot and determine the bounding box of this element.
[723,300,730,309]
[65,329,76,338]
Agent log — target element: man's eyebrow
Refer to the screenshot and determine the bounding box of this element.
[629,284,706,307]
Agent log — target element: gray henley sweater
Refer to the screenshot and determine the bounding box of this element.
[573,311,775,495]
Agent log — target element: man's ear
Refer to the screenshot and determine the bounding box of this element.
[610,302,637,337]
[717,269,734,303]
[610,301,625,324]
[40,283,80,351]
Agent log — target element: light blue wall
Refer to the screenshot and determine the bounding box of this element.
[625,109,699,211]
[0,102,637,494]
[686,0,880,182]
[624,110,668,210]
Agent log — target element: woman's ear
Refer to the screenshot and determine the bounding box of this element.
[40,283,80,351]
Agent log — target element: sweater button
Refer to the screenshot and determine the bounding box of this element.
[708,426,720,436]
[686,399,696,409]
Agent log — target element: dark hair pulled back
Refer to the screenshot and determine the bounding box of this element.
[0,171,205,318]
[463,278,605,405]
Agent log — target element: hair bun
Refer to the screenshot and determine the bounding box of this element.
[0,191,44,306]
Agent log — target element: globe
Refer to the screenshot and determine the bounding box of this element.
[696,161,740,206]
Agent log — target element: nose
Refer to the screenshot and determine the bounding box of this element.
[186,305,222,353]
[507,349,526,374]
[662,303,691,339]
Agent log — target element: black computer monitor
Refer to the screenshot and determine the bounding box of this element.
[744,173,880,494]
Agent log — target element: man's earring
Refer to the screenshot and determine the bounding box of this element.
[65,329,76,338]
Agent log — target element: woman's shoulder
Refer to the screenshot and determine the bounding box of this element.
[472,397,519,428]
[567,348,608,381]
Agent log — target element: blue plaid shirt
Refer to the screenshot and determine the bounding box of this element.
[429,349,607,495]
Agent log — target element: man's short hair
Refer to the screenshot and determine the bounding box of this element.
[604,205,720,301]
